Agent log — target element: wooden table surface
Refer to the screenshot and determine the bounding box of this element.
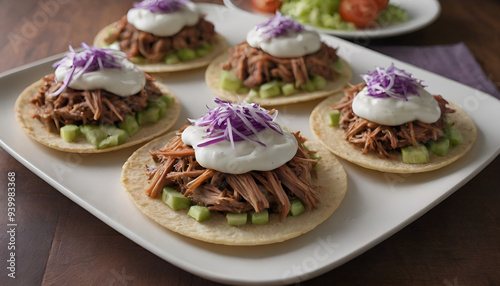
[1,0,499,285]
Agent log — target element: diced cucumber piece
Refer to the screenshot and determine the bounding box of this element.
[97,134,120,149]
[96,125,129,149]
[80,124,128,148]
[250,209,269,225]
[137,106,161,125]
[148,98,168,118]
[101,124,129,144]
[188,205,211,222]
[333,59,343,71]
[248,88,259,98]
[80,125,106,147]
[177,48,197,61]
[129,56,145,64]
[195,48,208,57]
[69,122,131,149]
[302,81,316,92]
[312,75,327,90]
[226,212,247,226]
[327,110,341,127]
[289,198,305,217]
[199,42,213,52]
[163,94,175,107]
[427,138,450,157]
[161,187,191,210]
[195,46,210,57]
[192,42,213,58]
[259,81,281,98]
[444,126,463,146]
[60,124,81,142]
[118,115,140,137]
[236,86,250,94]
[152,94,174,108]
[220,70,242,92]
[246,89,259,102]
[401,145,429,164]
[281,83,297,96]
[163,53,180,65]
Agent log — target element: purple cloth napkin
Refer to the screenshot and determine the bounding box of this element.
[370,42,500,99]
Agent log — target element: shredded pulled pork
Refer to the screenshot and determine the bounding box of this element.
[29,73,162,133]
[145,127,320,221]
[333,83,456,158]
[221,41,340,89]
[105,15,215,61]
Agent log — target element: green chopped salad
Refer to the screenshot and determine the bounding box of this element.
[279,0,408,31]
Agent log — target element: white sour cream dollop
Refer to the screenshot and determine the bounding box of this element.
[352,86,442,126]
[126,3,199,37]
[54,59,146,97]
[181,125,298,174]
[246,27,321,58]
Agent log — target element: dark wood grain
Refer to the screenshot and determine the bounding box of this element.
[1,0,499,285]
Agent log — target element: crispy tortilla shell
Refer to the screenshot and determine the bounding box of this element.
[205,53,352,106]
[310,93,477,173]
[93,23,227,73]
[120,131,347,245]
[14,79,182,153]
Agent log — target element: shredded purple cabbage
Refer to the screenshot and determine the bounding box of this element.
[255,12,305,42]
[133,0,189,13]
[50,43,124,96]
[189,98,283,149]
[361,63,426,101]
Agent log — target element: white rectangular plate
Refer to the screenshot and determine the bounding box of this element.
[1,4,499,285]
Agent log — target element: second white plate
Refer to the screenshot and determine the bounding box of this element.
[223,0,441,39]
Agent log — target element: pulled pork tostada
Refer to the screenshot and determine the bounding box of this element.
[15,43,181,153]
[205,12,352,106]
[310,64,477,173]
[94,0,227,73]
[121,99,347,245]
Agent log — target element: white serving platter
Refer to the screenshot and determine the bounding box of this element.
[1,4,499,285]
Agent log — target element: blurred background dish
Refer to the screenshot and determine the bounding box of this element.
[223,0,441,39]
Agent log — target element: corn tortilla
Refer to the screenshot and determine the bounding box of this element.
[205,53,352,106]
[120,131,347,246]
[94,23,227,73]
[14,79,182,153]
[310,92,477,173]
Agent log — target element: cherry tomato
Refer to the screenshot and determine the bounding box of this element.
[339,0,381,28]
[251,0,282,13]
